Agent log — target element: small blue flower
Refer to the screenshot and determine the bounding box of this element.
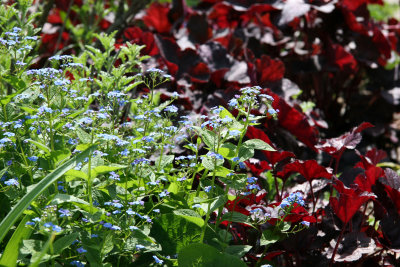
[204,186,212,193]
[109,171,120,181]
[70,260,85,267]
[136,244,146,250]
[3,132,15,137]
[192,204,201,208]
[159,190,169,198]
[246,184,261,191]
[153,255,163,264]
[58,209,71,217]
[268,108,277,115]
[120,148,130,156]
[177,176,187,182]
[52,225,62,232]
[126,209,136,215]
[247,177,258,183]
[238,162,246,169]
[228,98,238,107]
[4,178,18,186]
[103,223,113,229]
[229,130,241,137]
[77,247,87,254]
[164,105,178,113]
[27,156,38,162]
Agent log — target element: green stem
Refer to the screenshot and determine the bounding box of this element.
[200,158,217,243]
[232,103,252,170]
[157,135,165,172]
[17,138,33,183]
[87,129,95,213]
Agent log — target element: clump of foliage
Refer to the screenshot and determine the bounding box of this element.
[1,0,400,266]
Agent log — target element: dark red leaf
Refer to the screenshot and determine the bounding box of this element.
[354,166,385,192]
[246,126,273,146]
[187,14,212,44]
[142,2,172,34]
[325,232,376,262]
[246,126,295,167]
[355,148,387,169]
[341,0,383,12]
[266,90,319,151]
[330,180,375,223]
[255,55,285,86]
[383,185,400,213]
[246,159,271,176]
[383,168,400,191]
[316,122,374,157]
[263,150,295,167]
[208,2,242,29]
[329,44,358,72]
[189,62,211,83]
[123,27,159,56]
[47,9,63,24]
[279,160,333,181]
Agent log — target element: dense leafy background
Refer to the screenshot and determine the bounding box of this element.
[1,0,400,266]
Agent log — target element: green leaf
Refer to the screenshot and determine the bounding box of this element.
[219,174,247,190]
[150,213,203,255]
[210,195,228,213]
[0,215,33,267]
[0,88,26,105]
[26,139,50,155]
[243,139,275,151]
[173,209,202,218]
[52,232,79,254]
[202,156,224,171]
[29,234,55,267]
[238,146,254,162]
[209,166,232,177]
[192,126,217,149]
[221,212,249,224]
[219,142,237,159]
[0,145,97,244]
[76,127,91,144]
[224,245,252,258]
[50,194,90,206]
[65,169,88,181]
[279,222,291,232]
[155,155,174,170]
[1,75,26,90]
[260,228,283,246]
[49,149,71,166]
[124,80,143,92]
[90,164,128,178]
[178,243,247,267]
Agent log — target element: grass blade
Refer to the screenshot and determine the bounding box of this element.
[0,145,97,244]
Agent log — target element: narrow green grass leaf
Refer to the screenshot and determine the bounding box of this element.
[0,145,97,244]
[0,215,32,267]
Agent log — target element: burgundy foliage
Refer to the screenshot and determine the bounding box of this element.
[39,0,400,265]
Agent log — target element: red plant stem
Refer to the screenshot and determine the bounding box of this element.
[334,150,344,175]
[309,180,316,214]
[328,157,334,169]
[280,180,286,200]
[360,201,368,228]
[274,174,281,201]
[329,222,347,267]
